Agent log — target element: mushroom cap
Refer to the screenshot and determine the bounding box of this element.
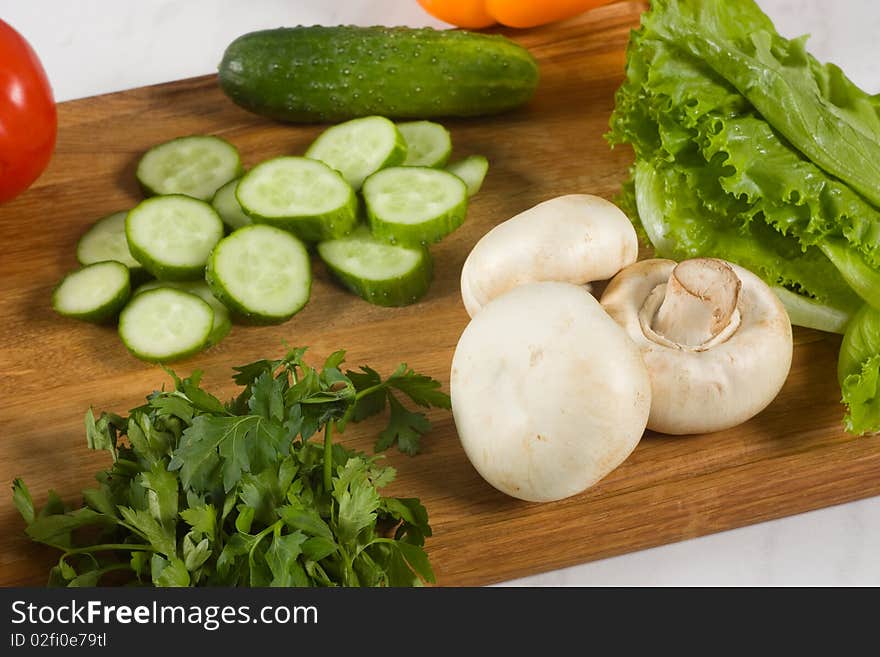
[451,281,651,502]
[460,194,638,317]
[600,259,793,435]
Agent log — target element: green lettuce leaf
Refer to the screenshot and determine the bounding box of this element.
[839,305,880,434]
[643,0,880,207]
[613,17,880,305]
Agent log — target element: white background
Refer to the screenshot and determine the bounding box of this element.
[2,0,879,585]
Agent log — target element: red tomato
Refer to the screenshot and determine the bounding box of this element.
[0,19,56,204]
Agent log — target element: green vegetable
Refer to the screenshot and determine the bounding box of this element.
[218,26,539,123]
[206,224,312,324]
[118,287,215,362]
[211,178,251,231]
[305,116,408,190]
[644,0,880,208]
[136,135,243,201]
[52,261,131,323]
[446,155,489,197]
[398,121,452,168]
[839,305,880,435]
[56,111,487,362]
[135,280,233,347]
[609,0,880,433]
[363,166,468,246]
[317,225,433,307]
[76,210,143,272]
[126,195,224,281]
[235,156,358,243]
[13,348,450,587]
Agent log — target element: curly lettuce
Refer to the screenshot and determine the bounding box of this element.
[839,306,880,434]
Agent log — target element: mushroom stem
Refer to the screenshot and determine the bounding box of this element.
[651,258,742,347]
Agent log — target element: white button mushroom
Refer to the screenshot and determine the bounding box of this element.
[600,258,793,435]
[450,281,651,502]
[460,194,639,317]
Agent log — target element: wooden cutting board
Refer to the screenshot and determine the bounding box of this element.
[1,1,878,587]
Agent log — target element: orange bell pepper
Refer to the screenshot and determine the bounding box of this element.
[418,0,615,29]
[417,0,497,29]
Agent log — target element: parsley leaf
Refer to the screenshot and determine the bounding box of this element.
[13,347,446,587]
[376,394,432,455]
[347,366,387,422]
[12,479,34,525]
[386,364,453,409]
[180,503,217,537]
[170,415,288,492]
[346,363,450,454]
[333,459,381,544]
[247,372,285,422]
[265,529,309,587]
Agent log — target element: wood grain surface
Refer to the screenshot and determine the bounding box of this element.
[1,1,878,587]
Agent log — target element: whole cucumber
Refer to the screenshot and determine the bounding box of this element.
[218,26,540,123]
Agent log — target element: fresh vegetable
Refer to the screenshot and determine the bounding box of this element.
[643,2,880,209]
[235,156,358,242]
[206,224,311,324]
[52,261,131,323]
[54,115,487,360]
[126,195,224,281]
[135,280,232,347]
[398,121,452,168]
[417,0,496,28]
[0,19,56,204]
[417,0,614,28]
[446,155,489,197]
[460,194,637,317]
[838,305,880,435]
[483,0,615,27]
[218,26,539,123]
[601,258,793,435]
[318,225,433,307]
[608,0,880,433]
[12,348,450,586]
[118,288,215,362]
[305,116,408,190]
[136,135,242,201]
[450,281,650,502]
[76,210,143,272]
[211,178,251,231]
[363,166,467,246]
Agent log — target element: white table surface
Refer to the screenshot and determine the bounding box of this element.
[3,0,879,586]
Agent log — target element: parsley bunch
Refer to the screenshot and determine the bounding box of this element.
[13,348,449,587]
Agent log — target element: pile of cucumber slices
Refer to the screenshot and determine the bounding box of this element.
[53,116,488,362]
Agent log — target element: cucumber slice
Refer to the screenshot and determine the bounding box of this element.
[305,116,407,190]
[52,261,131,323]
[136,135,243,201]
[76,211,143,271]
[126,195,224,281]
[398,121,452,167]
[363,166,467,246]
[206,224,311,324]
[446,155,488,197]
[211,178,252,231]
[318,225,432,306]
[236,156,358,242]
[118,288,214,362]
[136,280,232,346]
